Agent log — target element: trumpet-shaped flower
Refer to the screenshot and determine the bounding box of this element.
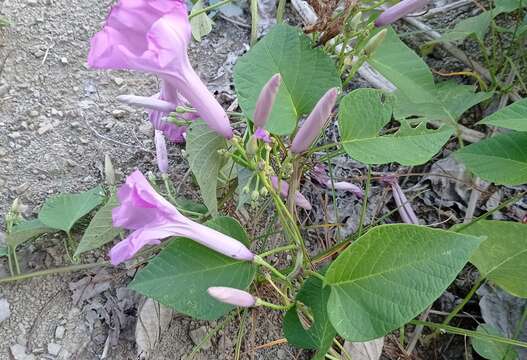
[311,165,363,198]
[88,0,233,139]
[290,88,338,154]
[375,0,431,27]
[109,170,254,265]
[270,176,312,210]
[207,287,256,307]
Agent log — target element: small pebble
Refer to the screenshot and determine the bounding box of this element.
[0,298,10,322]
[111,109,127,119]
[189,326,212,350]
[54,326,65,339]
[60,57,68,64]
[28,110,39,118]
[47,343,61,356]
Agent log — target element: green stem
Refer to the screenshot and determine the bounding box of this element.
[412,320,527,349]
[357,165,372,237]
[276,0,286,23]
[256,298,291,311]
[0,261,109,284]
[163,174,176,203]
[259,244,297,258]
[188,0,233,19]
[253,255,288,281]
[440,277,483,329]
[304,270,325,282]
[455,191,527,233]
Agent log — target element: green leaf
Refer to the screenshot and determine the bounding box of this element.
[456,220,527,298]
[186,120,228,216]
[129,216,255,320]
[38,186,105,233]
[74,194,121,257]
[368,27,436,103]
[479,98,527,131]
[283,276,336,359]
[338,89,453,165]
[438,12,492,43]
[234,24,341,135]
[472,324,518,360]
[454,131,527,185]
[190,0,213,41]
[325,224,483,341]
[0,246,8,257]
[6,219,55,249]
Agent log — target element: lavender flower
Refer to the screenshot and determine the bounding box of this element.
[270,176,312,210]
[207,287,256,307]
[375,0,431,27]
[383,176,419,225]
[154,130,169,173]
[311,165,363,198]
[253,74,281,128]
[109,170,254,265]
[290,88,338,154]
[87,0,233,139]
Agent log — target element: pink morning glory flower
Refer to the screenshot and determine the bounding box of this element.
[109,170,254,265]
[207,287,256,307]
[270,176,312,210]
[88,0,233,139]
[311,165,363,198]
[382,176,419,225]
[290,88,338,154]
[375,0,431,27]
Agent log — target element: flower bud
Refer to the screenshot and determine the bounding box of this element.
[290,88,339,154]
[246,135,258,155]
[154,130,169,174]
[207,287,256,307]
[253,74,282,128]
[116,94,178,112]
[375,0,431,27]
[364,29,387,56]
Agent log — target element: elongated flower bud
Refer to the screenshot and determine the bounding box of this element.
[383,176,419,225]
[364,29,387,56]
[154,130,169,173]
[116,94,178,113]
[270,176,312,210]
[290,88,338,154]
[375,0,431,27]
[207,287,256,307]
[253,74,281,128]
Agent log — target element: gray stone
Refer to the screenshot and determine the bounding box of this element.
[54,325,65,339]
[0,298,10,322]
[276,349,287,360]
[112,77,125,86]
[37,123,53,135]
[111,109,127,119]
[47,343,61,356]
[9,344,36,360]
[28,110,39,118]
[8,132,21,140]
[0,147,7,157]
[60,57,68,64]
[189,326,212,350]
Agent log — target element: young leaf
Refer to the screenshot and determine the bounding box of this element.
[479,98,527,132]
[283,276,336,359]
[38,186,105,233]
[325,224,483,341]
[6,219,55,249]
[74,194,121,257]
[186,120,228,216]
[129,216,255,320]
[234,24,341,135]
[454,131,527,185]
[456,220,527,298]
[472,324,518,360]
[338,89,453,165]
[190,0,213,42]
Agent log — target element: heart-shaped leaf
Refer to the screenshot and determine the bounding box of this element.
[325,224,483,341]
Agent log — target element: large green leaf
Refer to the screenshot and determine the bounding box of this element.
[454,131,527,185]
[438,12,492,43]
[472,324,518,360]
[234,24,341,135]
[325,224,483,341]
[368,27,436,103]
[338,89,453,165]
[369,28,491,125]
[457,220,527,298]
[129,216,255,320]
[38,186,105,233]
[74,194,121,257]
[6,219,54,249]
[186,120,228,216]
[283,276,336,359]
[479,98,527,131]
